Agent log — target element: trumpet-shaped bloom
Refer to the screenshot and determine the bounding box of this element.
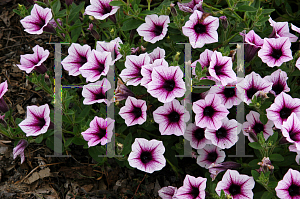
[266,92,300,129]
[205,117,241,149]
[114,77,135,102]
[184,123,211,149]
[236,72,272,105]
[147,66,186,103]
[275,169,300,199]
[17,45,49,74]
[19,104,52,137]
[137,14,170,44]
[193,94,229,130]
[149,47,165,63]
[263,69,290,96]
[269,17,298,42]
[182,10,219,48]
[20,4,53,34]
[208,51,236,86]
[119,96,147,126]
[79,50,112,82]
[176,174,207,199]
[242,111,274,142]
[82,78,111,105]
[81,116,114,147]
[258,37,293,67]
[119,53,150,86]
[85,0,120,21]
[208,162,241,181]
[158,186,178,199]
[242,30,264,62]
[13,139,28,164]
[196,144,225,169]
[153,99,190,136]
[216,170,255,199]
[128,138,166,173]
[281,113,300,150]
[191,49,213,76]
[0,80,9,113]
[61,43,91,76]
[96,37,123,62]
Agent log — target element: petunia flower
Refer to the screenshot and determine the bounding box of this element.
[17,45,49,74]
[269,17,298,42]
[119,96,147,126]
[205,117,241,149]
[241,30,264,62]
[158,186,178,199]
[13,139,28,164]
[119,53,150,86]
[196,144,225,169]
[0,80,9,113]
[281,113,300,150]
[275,168,300,199]
[61,43,91,76]
[258,37,293,67]
[193,94,229,130]
[263,69,290,96]
[178,0,204,13]
[184,123,211,149]
[291,23,300,34]
[148,47,165,63]
[96,37,123,62]
[236,72,272,105]
[81,116,114,147]
[242,111,274,142]
[114,77,135,102]
[153,99,190,136]
[82,78,111,105]
[147,66,186,103]
[182,10,219,48]
[208,162,241,181]
[175,174,207,199]
[137,14,170,44]
[266,92,300,129]
[19,104,52,137]
[20,4,54,34]
[79,50,112,82]
[128,138,166,173]
[141,58,168,89]
[191,49,213,76]
[85,0,120,22]
[215,169,255,199]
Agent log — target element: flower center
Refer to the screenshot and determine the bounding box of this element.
[132,107,142,118]
[289,131,300,142]
[272,83,284,95]
[168,111,180,123]
[207,151,218,163]
[192,93,203,103]
[163,80,176,92]
[103,5,112,14]
[193,128,205,141]
[229,184,241,196]
[203,106,215,117]
[194,23,206,34]
[98,128,107,140]
[216,127,227,139]
[95,92,105,100]
[79,55,87,66]
[246,87,258,100]
[280,107,291,119]
[271,49,282,60]
[214,65,223,76]
[253,122,264,135]
[37,118,46,128]
[153,25,163,36]
[288,184,300,196]
[140,151,152,164]
[224,88,235,98]
[98,62,105,74]
[190,186,200,198]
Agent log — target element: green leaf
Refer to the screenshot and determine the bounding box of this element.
[65,137,73,147]
[46,136,64,153]
[117,124,127,134]
[275,0,281,6]
[52,0,61,15]
[291,70,300,76]
[88,146,106,163]
[248,142,262,150]
[122,133,132,155]
[261,191,273,199]
[262,9,275,14]
[35,134,43,143]
[248,159,260,168]
[75,106,91,123]
[121,19,143,31]
[268,181,278,189]
[35,1,48,7]
[56,9,67,18]
[13,9,21,16]
[237,5,257,12]
[109,0,125,6]
[269,154,284,161]
[259,114,268,125]
[72,137,86,145]
[69,2,85,23]
[139,10,156,15]
[267,131,278,144]
[71,26,81,43]
[251,170,259,180]
[196,79,215,86]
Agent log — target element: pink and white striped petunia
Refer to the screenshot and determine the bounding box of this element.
[19,104,53,137]
[96,37,123,62]
[193,94,229,130]
[191,49,213,76]
[153,99,190,136]
[147,66,186,103]
[13,139,28,164]
[275,168,300,199]
[81,116,114,147]
[263,69,290,96]
[128,138,166,173]
[79,50,112,82]
[178,0,203,13]
[205,117,241,149]
[281,113,300,150]
[137,14,170,44]
[182,10,219,48]
[196,144,225,169]
[184,123,211,149]
[175,174,207,199]
[215,169,255,199]
[61,43,91,76]
[242,111,274,143]
[82,78,111,105]
[119,53,150,86]
[17,45,49,74]
[119,96,147,126]
[269,17,298,42]
[148,47,165,63]
[85,0,120,22]
[0,80,9,113]
[258,37,293,67]
[243,30,264,62]
[20,4,53,34]
[266,92,300,129]
[158,186,178,199]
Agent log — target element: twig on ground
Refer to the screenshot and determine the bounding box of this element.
[131,173,147,199]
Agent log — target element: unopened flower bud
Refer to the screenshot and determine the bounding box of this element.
[219,16,228,29]
[174,52,180,61]
[65,0,73,6]
[256,157,274,174]
[140,45,146,53]
[87,23,100,41]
